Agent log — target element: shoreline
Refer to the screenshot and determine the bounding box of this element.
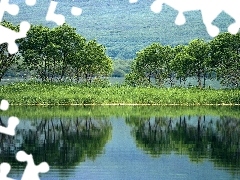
[1,82,239,106]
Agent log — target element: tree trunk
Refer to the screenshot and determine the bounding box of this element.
[197,71,202,88]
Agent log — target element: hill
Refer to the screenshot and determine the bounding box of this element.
[3,0,235,59]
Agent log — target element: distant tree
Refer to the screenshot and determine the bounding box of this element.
[112,59,132,77]
[0,21,21,81]
[210,32,240,88]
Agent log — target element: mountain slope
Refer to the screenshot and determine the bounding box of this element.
[4,0,235,59]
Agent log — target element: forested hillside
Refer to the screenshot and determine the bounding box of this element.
[3,0,235,59]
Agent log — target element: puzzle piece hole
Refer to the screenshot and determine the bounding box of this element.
[71,6,82,16]
[175,13,186,25]
[0,163,11,176]
[25,0,36,6]
[16,151,50,180]
[151,0,163,13]
[0,100,9,111]
[129,0,138,3]
[9,4,19,16]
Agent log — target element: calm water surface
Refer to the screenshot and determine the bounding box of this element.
[1,106,240,180]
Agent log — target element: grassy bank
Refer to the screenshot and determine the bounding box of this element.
[0,82,239,105]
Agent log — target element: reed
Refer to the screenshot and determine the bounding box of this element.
[0,82,239,105]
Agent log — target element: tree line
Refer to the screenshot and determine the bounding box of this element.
[126,34,240,88]
[0,21,113,83]
[0,21,239,88]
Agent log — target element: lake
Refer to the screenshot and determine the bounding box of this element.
[1,105,240,180]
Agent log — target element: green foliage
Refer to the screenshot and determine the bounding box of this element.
[0,21,21,81]
[177,39,211,88]
[127,34,239,88]
[125,72,145,87]
[78,40,113,82]
[18,23,113,83]
[128,43,174,86]
[210,32,240,88]
[171,45,191,84]
[4,0,234,59]
[0,82,239,105]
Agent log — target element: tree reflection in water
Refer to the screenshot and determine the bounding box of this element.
[127,115,240,173]
[0,117,112,168]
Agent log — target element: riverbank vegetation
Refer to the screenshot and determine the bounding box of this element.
[0,82,239,105]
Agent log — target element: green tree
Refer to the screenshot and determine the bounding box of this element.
[77,40,113,83]
[171,45,191,85]
[19,24,113,83]
[125,60,149,86]
[186,39,211,88]
[19,24,53,81]
[127,43,174,86]
[0,21,21,81]
[19,23,87,82]
[49,24,86,81]
[210,32,240,88]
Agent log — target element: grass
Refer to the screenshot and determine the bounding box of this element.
[0,82,239,106]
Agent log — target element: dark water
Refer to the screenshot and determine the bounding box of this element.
[1,106,240,180]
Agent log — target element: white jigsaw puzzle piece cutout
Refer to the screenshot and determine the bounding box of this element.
[0,116,19,136]
[129,0,138,3]
[0,100,19,136]
[131,0,240,37]
[46,1,82,25]
[71,6,82,16]
[0,21,30,54]
[25,0,36,6]
[16,151,49,180]
[0,99,9,111]
[25,0,37,6]
[0,0,31,54]
[0,163,15,180]
[46,1,65,26]
[0,0,19,22]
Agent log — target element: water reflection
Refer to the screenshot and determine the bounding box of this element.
[127,115,240,172]
[0,117,112,168]
[1,105,240,179]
